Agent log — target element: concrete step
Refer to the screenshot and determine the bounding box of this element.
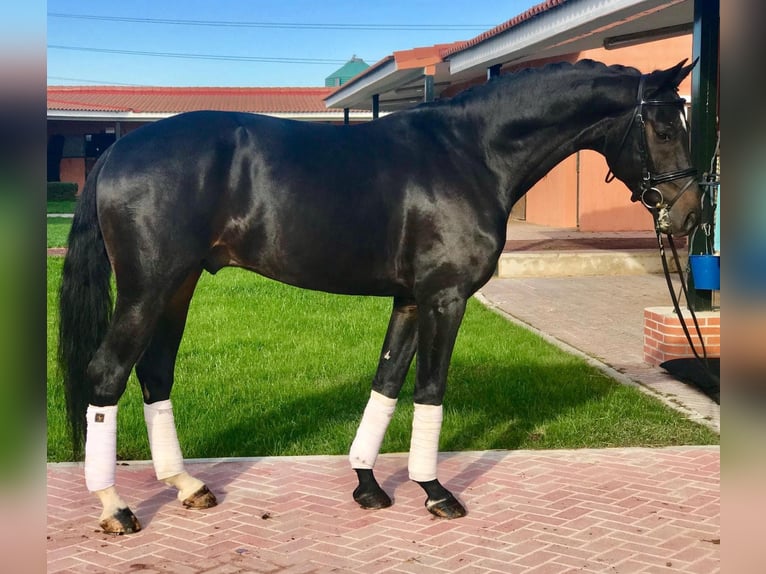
[497,249,685,278]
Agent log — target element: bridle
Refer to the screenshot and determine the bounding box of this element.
[605,75,697,233]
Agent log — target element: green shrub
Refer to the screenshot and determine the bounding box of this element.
[47,182,78,202]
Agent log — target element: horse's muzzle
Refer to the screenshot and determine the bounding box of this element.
[651,179,702,237]
[663,199,700,237]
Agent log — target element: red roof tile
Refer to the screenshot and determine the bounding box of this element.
[47,86,337,114]
[442,0,567,57]
[393,42,467,69]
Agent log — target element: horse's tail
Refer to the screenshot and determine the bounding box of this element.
[58,150,114,460]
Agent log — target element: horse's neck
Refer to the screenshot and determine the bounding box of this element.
[470,71,634,214]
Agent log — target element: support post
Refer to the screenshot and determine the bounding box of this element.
[688,0,719,311]
[343,108,350,125]
[424,75,434,103]
[372,94,379,120]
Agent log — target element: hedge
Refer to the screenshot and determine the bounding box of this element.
[47,182,78,201]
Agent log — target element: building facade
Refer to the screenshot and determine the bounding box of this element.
[47,86,373,192]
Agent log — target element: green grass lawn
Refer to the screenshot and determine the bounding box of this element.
[47,218,72,248]
[47,200,77,214]
[47,257,718,462]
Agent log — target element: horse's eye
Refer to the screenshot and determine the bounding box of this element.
[656,131,672,142]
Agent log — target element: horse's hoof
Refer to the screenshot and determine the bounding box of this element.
[353,484,393,509]
[182,485,218,509]
[99,507,142,534]
[425,494,467,519]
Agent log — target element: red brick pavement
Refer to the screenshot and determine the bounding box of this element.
[47,447,719,573]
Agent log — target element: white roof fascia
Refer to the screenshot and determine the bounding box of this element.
[46,110,172,121]
[324,61,425,109]
[449,0,681,75]
[325,59,398,108]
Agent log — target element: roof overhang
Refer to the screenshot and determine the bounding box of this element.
[447,0,693,78]
[325,1,694,112]
[324,44,460,112]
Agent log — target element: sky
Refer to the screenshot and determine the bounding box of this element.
[46,0,542,87]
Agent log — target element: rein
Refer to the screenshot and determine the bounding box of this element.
[655,230,710,368]
[607,74,715,380]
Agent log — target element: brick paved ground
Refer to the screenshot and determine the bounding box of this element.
[47,447,719,573]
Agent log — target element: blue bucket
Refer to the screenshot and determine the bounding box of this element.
[689,254,720,290]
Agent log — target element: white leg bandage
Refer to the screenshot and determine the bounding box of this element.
[94,486,129,520]
[408,403,443,482]
[85,404,118,492]
[349,391,398,469]
[143,400,185,481]
[163,471,205,501]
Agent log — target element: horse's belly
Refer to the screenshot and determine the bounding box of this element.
[207,238,406,297]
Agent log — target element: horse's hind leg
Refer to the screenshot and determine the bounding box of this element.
[350,298,418,509]
[135,269,217,510]
[85,294,172,534]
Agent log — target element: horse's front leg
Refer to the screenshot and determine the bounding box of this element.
[410,290,467,519]
[350,298,418,509]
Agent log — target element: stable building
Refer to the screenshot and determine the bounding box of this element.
[47,86,374,192]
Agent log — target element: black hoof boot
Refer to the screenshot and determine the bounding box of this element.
[100,507,142,534]
[416,479,467,519]
[353,469,392,509]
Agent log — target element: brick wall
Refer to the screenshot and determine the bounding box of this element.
[643,306,720,366]
[59,157,86,192]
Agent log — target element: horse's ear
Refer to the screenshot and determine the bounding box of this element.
[644,58,698,98]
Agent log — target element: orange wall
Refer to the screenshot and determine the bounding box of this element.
[524,152,655,231]
[579,36,693,97]
[577,151,653,231]
[60,158,86,193]
[525,155,578,227]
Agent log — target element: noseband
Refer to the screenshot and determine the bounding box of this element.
[605,75,697,231]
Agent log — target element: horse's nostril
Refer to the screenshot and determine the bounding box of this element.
[682,212,699,235]
[688,212,699,228]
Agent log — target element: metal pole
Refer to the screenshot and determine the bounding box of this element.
[424,75,434,103]
[487,64,501,81]
[372,94,379,120]
[688,0,719,311]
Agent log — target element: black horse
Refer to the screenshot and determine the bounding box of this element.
[59,60,700,533]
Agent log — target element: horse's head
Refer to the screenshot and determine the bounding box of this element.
[604,60,701,237]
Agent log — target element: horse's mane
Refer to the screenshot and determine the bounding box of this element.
[425,59,642,110]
